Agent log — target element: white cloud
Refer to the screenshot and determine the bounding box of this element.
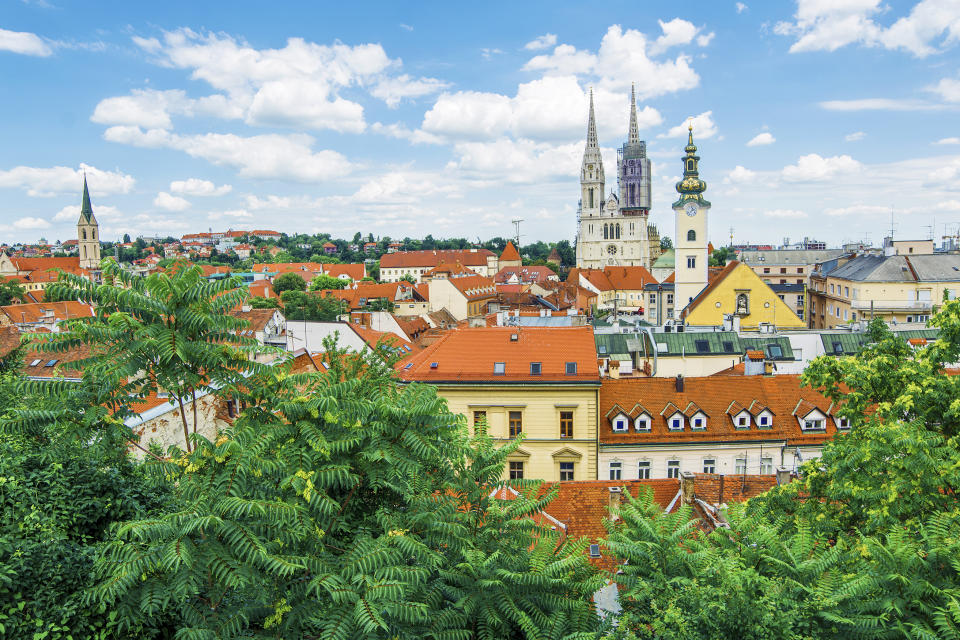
[371,122,446,145]
[650,19,701,54]
[776,0,960,57]
[845,131,866,141]
[929,77,960,102]
[91,88,239,129]
[0,27,52,56]
[725,165,758,183]
[935,137,960,144]
[448,138,584,184]
[736,2,748,14]
[369,74,449,108]
[697,32,716,46]
[103,126,353,182]
[659,111,718,139]
[821,97,943,111]
[765,208,807,218]
[169,178,232,196]
[0,163,135,197]
[824,204,892,217]
[13,216,51,229]
[481,48,504,59]
[153,191,191,211]
[524,33,557,50]
[207,209,252,220]
[54,204,122,222]
[782,153,861,181]
[399,23,414,32]
[746,132,775,146]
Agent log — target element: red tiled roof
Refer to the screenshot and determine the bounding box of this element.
[22,342,92,379]
[745,350,765,360]
[600,376,838,447]
[500,241,521,262]
[0,325,20,359]
[1,301,95,324]
[247,281,278,299]
[397,326,599,383]
[424,262,475,278]
[349,324,413,352]
[494,266,557,284]
[380,249,495,269]
[11,256,83,272]
[322,263,365,281]
[570,265,657,291]
[448,275,498,301]
[230,308,280,333]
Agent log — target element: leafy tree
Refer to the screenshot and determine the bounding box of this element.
[554,240,575,267]
[366,298,395,312]
[709,246,735,266]
[0,278,27,305]
[660,236,673,250]
[281,291,346,321]
[249,296,280,309]
[307,273,348,291]
[272,272,307,295]
[123,233,131,243]
[399,273,416,284]
[91,339,601,639]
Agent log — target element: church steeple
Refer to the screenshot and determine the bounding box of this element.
[78,174,96,224]
[672,122,710,208]
[628,83,639,144]
[580,88,605,217]
[585,88,599,150]
[77,174,101,270]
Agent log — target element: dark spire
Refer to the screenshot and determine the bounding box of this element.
[80,174,93,222]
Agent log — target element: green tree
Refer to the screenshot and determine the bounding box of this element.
[281,291,346,321]
[660,236,673,250]
[249,296,280,309]
[90,339,601,639]
[399,273,416,284]
[123,233,131,243]
[366,298,395,312]
[272,272,307,295]
[0,278,27,305]
[307,273,348,291]
[709,246,735,266]
[554,240,575,267]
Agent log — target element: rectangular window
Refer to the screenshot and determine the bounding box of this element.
[509,461,524,480]
[703,459,716,474]
[509,411,522,438]
[559,461,575,481]
[836,417,850,429]
[804,418,825,430]
[473,410,487,427]
[758,414,771,428]
[686,256,696,269]
[767,344,783,359]
[830,284,835,294]
[760,457,773,474]
[735,457,746,474]
[609,462,622,480]
[669,417,683,430]
[565,362,577,375]
[736,415,749,428]
[667,460,680,479]
[694,339,710,353]
[649,293,657,304]
[763,267,770,274]
[844,286,849,297]
[692,416,705,430]
[780,267,787,274]
[559,411,574,438]
[635,417,650,431]
[666,294,674,305]
[529,362,542,376]
[638,461,651,479]
[493,362,506,375]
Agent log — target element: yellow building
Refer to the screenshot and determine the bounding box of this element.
[397,326,600,482]
[681,260,805,329]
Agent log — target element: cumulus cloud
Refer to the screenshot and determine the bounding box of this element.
[169,178,232,196]
[0,163,135,197]
[524,33,557,50]
[845,131,866,141]
[746,132,775,146]
[929,77,960,102]
[13,216,51,229]
[207,209,252,220]
[781,153,861,181]
[821,97,942,111]
[765,208,807,218]
[103,126,353,182]
[91,88,240,129]
[725,165,758,183]
[736,2,748,13]
[448,138,584,184]
[0,27,52,56]
[935,137,960,144]
[153,191,191,211]
[481,48,504,59]
[54,204,122,222]
[775,0,960,57]
[659,111,718,139]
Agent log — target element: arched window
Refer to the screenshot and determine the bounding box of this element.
[687,229,696,242]
[82,246,86,258]
[615,224,621,239]
[588,188,594,209]
[82,229,86,240]
[92,229,96,239]
[603,224,608,239]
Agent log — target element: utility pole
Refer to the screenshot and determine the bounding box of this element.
[511,219,523,247]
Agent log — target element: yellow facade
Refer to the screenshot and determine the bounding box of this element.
[684,262,805,329]
[433,383,599,482]
[809,276,955,328]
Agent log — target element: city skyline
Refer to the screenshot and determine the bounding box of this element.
[1,0,959,246]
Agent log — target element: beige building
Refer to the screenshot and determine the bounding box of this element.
[379,249,498,283]
[427,274,497,321]
[809,253,960,328]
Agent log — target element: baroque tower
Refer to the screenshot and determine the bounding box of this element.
[672,123,710,309]
[575,86,656,270]
[77,175,101,270]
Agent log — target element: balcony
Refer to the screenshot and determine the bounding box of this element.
[850,299,932,312]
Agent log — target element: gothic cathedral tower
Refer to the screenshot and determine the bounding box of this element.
[77,176,101,270]
[575,90,604,267]
[672,124,710,310]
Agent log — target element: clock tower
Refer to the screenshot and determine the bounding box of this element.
[672,123,710,311]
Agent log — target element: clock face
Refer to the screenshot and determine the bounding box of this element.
[684,202,698,217]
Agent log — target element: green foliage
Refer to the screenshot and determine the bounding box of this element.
[272,272,307,295]
[281,290,346,321]
[708,246,735,266]
[90,339,600,638]
[399,273,416,284]
[0,278,27,306]
[659,236,673,250]
[366,298,395,312]
[248,296,280,309]
[307,273,348,291]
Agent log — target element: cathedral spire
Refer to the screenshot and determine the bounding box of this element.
[80,174,94,222]
[628,83,639,144]
[673,122,710,208]
[585,88,598,149]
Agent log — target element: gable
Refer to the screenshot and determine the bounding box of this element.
[683,262,805,328]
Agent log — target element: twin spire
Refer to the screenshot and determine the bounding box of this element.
[585,83,641,149]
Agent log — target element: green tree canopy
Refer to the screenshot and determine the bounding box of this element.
[307,273,348,291]
[272,272,307,295]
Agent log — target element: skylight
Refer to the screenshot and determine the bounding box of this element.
[45,359,58,367]
[565,362,577,375]
[598,345,607,354]
[694,339,709,353]
[529,362,542,375]
[29,359,41,367]
[493,362,506,375]
[767,344,783,358]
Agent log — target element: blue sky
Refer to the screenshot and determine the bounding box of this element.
[1,0,959,247]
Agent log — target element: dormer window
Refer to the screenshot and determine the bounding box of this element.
[803,417,826,431]
[612,415,629,432]
[835,417,850,429]
[691,414,706,430]
[634,415,650,431]
[565,362,577,375]
[669,415,683,430]
[736,413,750,429]
[757,413,771,428]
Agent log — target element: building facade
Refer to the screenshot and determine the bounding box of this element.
[672,125,710,310]
[575,87,659,269]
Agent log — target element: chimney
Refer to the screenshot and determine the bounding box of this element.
[680,471,695,504]
[776,467,792,486]
[241,303,252,312]
[608,486,622,521]
[675,374,684,392]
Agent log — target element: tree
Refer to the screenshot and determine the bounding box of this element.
[0,278,27,305]
[272,272,307,295]
[307,273,348,291]
[123,233,131,243]
[366,298,395,312]
[399,273,416,284]
[660,236,673,250]
[249,296,280,309]
[554,240,575,267]
[709,246,735,266]
[11,259,264,454]
[90,339,601,639]
[281,291,346,322]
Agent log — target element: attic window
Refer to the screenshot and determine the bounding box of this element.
[736,414,750,429]
[45,359,58,367]
[510,333,519,342]
[529,362,542,376]
[612,416,629,432]
[430,362,439,369]
[29,358,41,367]
[598,345,607,354]
[691,415,706,430]
[588,543,601,558]
[803,418,826,431]
[694,339,710,353]
[836,417,850,429]
[493,362,506,375]
[635,416,650,431]
[565,362,577,375]
[403,362,413,370]
[832,341,843,354]
[722,341,734,352]
[669,416,683,430]
[767,344,783,359]
[758,414,771,428]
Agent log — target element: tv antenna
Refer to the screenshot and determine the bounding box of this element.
[511,219,523,247]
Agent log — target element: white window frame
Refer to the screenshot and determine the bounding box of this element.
[734,457,747,475]
[835,416,850,429]
[609,461,622,481]
[668,414,684,430]
[612,415,630,432]
[637,460,651,479]
[735,412,750,429]
[666,460,681,479]
[760,457,773,474]
[702,458,716,474]
[634,415,651,431]
[690,413,707,430]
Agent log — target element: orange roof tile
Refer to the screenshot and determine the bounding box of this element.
[499,241,521,262]
[1,301,95,324]
[397,326,598,383]
[380,249,495,269]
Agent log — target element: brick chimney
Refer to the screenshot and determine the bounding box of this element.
[776,467,792,486]
[675,374,684,392]
[608,486,622,521]
[680,471,695,504]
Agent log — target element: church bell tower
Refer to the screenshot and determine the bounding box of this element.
[77,176,101,270]
[672,123,710,310]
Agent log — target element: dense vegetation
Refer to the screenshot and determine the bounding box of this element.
[1,262,958,639]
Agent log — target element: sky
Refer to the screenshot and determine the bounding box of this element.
[1,0,959,248]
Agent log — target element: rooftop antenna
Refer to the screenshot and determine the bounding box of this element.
[511,218,523,248]
[729,226,734,247]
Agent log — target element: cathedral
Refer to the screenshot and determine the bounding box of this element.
[574,86,662,269]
